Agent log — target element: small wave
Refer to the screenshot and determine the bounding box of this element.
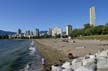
[18,41,42,71]
[29,46,36,56]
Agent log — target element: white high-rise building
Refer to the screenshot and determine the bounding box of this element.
[90,6,96,27]
[35,28,40,37]
[52,27,62,37]
[66,25,72,36]
[48,28,52,36]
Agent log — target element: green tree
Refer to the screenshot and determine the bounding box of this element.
[71,29,83,37]
[83,23,90,29]
[85,28,92,36]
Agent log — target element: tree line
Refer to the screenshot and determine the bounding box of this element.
[71,23,108,38]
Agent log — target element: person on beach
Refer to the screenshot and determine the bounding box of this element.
[61,53,74,71]
[67,53,74,61]
[41,58,46,71]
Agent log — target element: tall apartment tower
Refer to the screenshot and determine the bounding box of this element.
[35,28,40,37]
[48,28,52,36]
[66,25,72,36]
[90,6,96,27]
[17,29,22,35]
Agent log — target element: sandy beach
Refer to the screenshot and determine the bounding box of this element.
[35,39,108,71]
[36,39,108,57]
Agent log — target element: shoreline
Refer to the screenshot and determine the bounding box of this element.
[34,40,67,66]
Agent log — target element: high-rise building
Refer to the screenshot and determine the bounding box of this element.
[30,31,34,36]
[17,29,22,35]
[27,30,31,35]
[25,31,28,35]
[66,25,72,36]
[90,6,96,27]
[35,28,40,37]
[52,27,62,37]
[48,28,52,36]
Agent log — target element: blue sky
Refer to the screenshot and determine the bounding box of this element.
[0,0,108,32]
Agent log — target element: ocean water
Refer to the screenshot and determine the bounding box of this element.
[0,40,41,71]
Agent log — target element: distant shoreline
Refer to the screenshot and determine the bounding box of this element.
[0,39,36,41]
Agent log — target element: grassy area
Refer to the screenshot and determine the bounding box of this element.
[34,40,67,65]
[77,35,108,40]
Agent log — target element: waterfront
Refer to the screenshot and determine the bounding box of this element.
[0,39,108,71]
[0,40,41,71]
